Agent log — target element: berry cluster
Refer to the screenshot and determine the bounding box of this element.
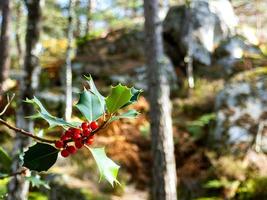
[55,121,99,157]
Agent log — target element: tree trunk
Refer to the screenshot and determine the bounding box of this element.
[74,0,80,37]
[85,0,92,34]
[15,0,24,70]
[143,0,177,200]
[0,0,11,95]
[65,0,75,121]
[7,1,42,199]
[185,2,195,89]
[160,0,169,19]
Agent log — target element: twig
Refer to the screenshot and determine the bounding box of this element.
[255,120,267,153]
[84,144,90,150]
[0,168,27,179]
[0,94,55,143]
[0,118,56,144]
[0,94,15,116]
[0,94,110,145]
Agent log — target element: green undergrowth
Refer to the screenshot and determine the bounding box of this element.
[231,66,267,82]
[184,142,267,199]
[28,184,111,200]
[198,175,267,200]
[28,192,48,200]
[195,198,223,200]
[174,78,223,117]
[0,179,8,198]
[186,113,216,140]
[173,78,222,138]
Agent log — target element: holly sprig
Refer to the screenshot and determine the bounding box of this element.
[0,76,142,186]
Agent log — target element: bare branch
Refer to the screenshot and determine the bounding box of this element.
[0,98,111,145]
[0,168,27,179]
[84,144,90,150]
[0,93,15,116]
[255,120,267,153]
[0,118,56,144]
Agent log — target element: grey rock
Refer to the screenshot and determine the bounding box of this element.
[214,70,267,146]
[214,36,263,74]
[110,57,178,92]
[163,0,238,68]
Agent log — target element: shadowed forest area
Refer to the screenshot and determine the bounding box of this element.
[1,0,267,200]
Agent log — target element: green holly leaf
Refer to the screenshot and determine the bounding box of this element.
[121,87,142,108]
[0,147,11,173]
[26,174,50,189]
[25,96,79,128]
[85,75,105,112]
[88,147,120,186]
[23,143,59,172]
[109,110,139,123]
[106,84,132,114]
[75,89,105,121]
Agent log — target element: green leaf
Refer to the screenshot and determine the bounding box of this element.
[75,89,105,121]
[88,147,120,186]
[109,110,139,123]
[0,147,11,173]
[26,174,50,189]
[118,87,142,108]
[23,143,59,172]
[85,75,106,112]
[129,87,142,103]
[106,84,132,113]
[25,96,79,128]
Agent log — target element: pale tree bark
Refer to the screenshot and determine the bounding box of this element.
[185,2,195,89]
[7,1,42,199]
[14,0,24,70]
[74,0,80,37]
[0,0,11,95]
[65,0,75,121]
[144,0,177,200]
[85,0,92,34]
[160,0,169,19]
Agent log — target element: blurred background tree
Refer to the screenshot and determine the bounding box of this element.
[7,1,43,200]
[0,0,11,95]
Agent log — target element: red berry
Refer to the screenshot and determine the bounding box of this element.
[61,135,69,141]
[73,128,82,135]
[72,132,81,140]
[55,140,64,148]
[81,122,89,130]
[66,145,77,154]
[75,140,83,149]
[65,130,72,137]
[83,128,91,136]
[69,127,76,132]
[86,136,94,145]
[90,121,99,130]
[61,149,69,157]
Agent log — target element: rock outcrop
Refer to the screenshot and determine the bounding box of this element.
[163,0,238,67]
[214,68,267,149]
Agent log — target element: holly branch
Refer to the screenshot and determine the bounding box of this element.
[0,168,27,179]
[0,76,141,186]
[0,94,55,144]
